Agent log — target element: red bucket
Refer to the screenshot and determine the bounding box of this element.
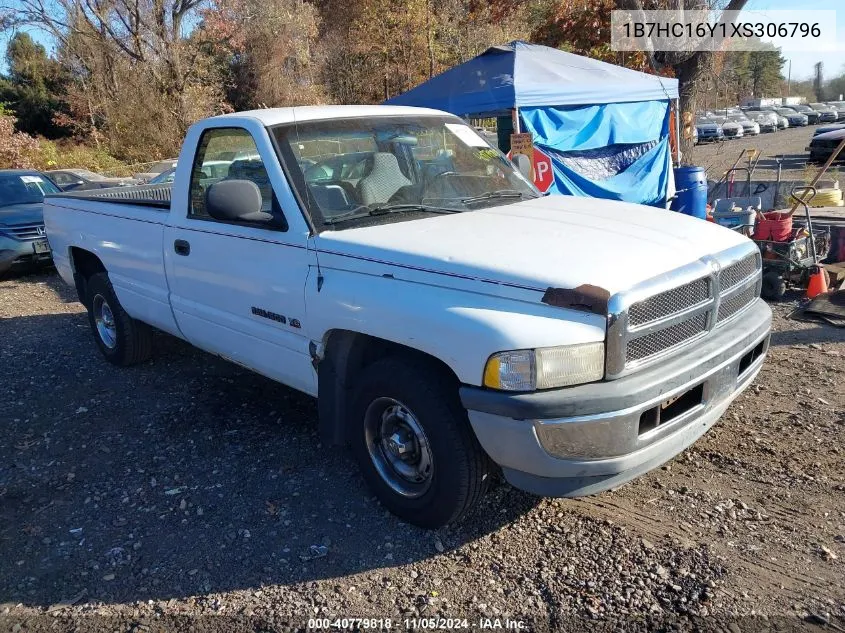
[754,212,793,242]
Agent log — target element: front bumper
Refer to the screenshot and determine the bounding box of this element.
[461,299,771,497]
[0,236,53,274]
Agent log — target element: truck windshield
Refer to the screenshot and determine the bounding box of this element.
[271,116,539,229]
[0,173,60,207]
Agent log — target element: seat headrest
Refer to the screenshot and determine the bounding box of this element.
[371,152,404,173]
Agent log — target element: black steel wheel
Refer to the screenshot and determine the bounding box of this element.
[350,356,491,528]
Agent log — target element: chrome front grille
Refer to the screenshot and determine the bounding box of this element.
[717,284,757,322]
[716,251,761,325]
[628,277,710,326]
[5,223,44,240]
[719,253,757,292]
[606,243,762,379]
[627,312,709,362]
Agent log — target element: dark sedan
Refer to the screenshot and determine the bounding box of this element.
[792,105,821,124]
[45,168,137,191]
[807,128,845,163]
[0,170,60,276]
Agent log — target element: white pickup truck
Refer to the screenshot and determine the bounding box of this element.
[44,105,771,528]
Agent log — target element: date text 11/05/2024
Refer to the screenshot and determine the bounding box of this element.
[307,618,528,630]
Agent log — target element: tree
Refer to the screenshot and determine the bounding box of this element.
[12,0,226,156]
[828,69,845,102]
[0,105,40,168]
[199,0,325,110]
[615,0,750,160]
[813,62,824,101]
[745,48,785,96]
[0,32,69,138]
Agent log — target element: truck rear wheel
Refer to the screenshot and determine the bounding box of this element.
[85,272,152,366]
[350,357,491,528]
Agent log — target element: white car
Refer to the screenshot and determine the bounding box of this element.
[746,111,778,132]
[43,105,772,528]
[728,114,760,136]
[715,116,744,138]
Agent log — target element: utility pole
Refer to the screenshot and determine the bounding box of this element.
[787,59,791,96]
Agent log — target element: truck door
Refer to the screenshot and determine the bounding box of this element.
[163,125,316,395]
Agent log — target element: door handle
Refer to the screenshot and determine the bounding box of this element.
[174,239,190,256]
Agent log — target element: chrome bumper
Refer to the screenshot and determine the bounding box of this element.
[461,299,772,497]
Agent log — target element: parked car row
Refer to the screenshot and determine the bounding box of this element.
[48,159,182,191]
[695,101,845,144]
[46,168,138,191]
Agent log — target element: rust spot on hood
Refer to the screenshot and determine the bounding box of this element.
[541,284,610,316]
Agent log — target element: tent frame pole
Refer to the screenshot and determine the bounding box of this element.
[512,107,521,134]
[673,99,681,165]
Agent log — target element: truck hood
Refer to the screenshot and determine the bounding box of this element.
[316,196,748,296]
[0,203,44,226]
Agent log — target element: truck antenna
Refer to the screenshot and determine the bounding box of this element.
[293,106,324,292]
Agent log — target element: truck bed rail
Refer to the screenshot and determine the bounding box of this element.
[48,184,172,209]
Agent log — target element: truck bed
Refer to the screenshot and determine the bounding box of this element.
[43,183,179,338]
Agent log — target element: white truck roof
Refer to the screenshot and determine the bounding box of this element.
[208,105,452,127]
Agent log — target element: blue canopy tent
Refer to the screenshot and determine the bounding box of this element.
[385,41,679,206]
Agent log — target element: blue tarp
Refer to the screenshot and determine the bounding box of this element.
[520,102,672,205]
[519,101,669,151]
[385,41,678,206]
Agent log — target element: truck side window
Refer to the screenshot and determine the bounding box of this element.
[189,127,287,230]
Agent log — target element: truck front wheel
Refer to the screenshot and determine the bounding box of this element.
[350,357,491,528]
[85,272,152,366]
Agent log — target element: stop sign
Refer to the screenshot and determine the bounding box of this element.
[532,148,554,193]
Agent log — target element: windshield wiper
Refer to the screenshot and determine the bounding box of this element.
[323,203,459,226]
[369,203,459,216]
[460,190,536,204]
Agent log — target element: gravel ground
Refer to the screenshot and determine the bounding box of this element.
[692,125,843,195]
[1,270,844,631]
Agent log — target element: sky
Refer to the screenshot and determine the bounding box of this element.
[1,0,843,82]
[744,0,845,81]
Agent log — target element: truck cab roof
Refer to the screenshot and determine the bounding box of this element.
[207,105,453,127]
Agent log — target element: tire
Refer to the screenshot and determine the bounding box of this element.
[761,271,787,301]
[85,272,152,366]
[349,356,491,528]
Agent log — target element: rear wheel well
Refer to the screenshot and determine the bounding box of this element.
[69,247,106,307]
[317,330,461,445]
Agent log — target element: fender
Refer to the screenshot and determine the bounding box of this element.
[306,266,607,386]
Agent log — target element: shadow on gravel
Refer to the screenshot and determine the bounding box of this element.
[769,322,845,347]
[0,309,538,609]
[754,153,808,170]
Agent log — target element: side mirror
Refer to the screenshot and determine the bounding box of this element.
[206,179,273,224]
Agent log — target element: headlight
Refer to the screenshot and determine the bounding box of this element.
[482,342,605,391]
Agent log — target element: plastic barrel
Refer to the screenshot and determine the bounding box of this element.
[670,166,708,219]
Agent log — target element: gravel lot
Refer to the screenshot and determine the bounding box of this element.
[1,270,844,631]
